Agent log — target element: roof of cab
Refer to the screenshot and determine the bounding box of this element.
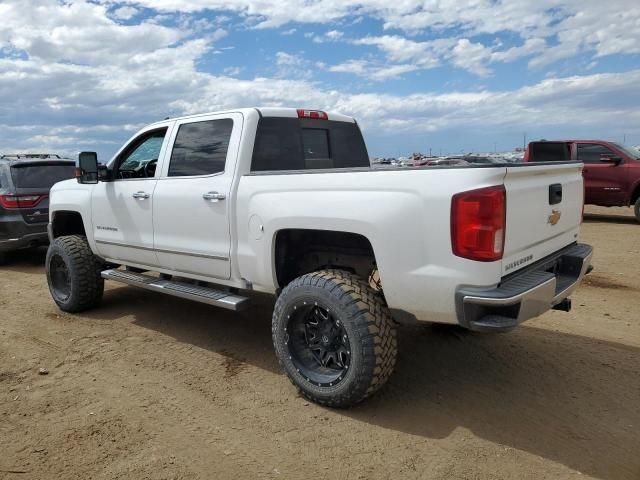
[150,107,356,126]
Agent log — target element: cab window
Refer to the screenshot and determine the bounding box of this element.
[577,144,618,164]
[168,119,233,177]
[115,128,167,179]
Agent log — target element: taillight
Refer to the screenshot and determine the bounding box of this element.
[297,109,328,120]
[0,194,47,209]
[451,185,506,262]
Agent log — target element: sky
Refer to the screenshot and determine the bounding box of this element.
[1,0,639,160]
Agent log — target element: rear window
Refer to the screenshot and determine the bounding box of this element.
[10,163,75,188]
[251,117,369,172]
[530,142,571,162]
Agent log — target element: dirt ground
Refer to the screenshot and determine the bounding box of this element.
[1,205,639,480]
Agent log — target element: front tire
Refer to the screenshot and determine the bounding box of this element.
[46,235,104,312]
[272,269,397,407]
[634,197,640,223]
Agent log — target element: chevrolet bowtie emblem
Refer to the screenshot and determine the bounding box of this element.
[548,210,561,225]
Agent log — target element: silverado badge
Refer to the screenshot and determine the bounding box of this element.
[547,209,561,226]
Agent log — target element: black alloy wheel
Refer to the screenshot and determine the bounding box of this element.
[286,302,351,387]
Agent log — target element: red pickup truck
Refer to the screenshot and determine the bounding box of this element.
[524,140,640,222]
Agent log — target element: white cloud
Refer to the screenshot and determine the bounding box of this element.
[0,0,184,66]
[275,51,304,66]
[96,0,640,72]
[349,34,549,77]
[112,5,138,19]
[450,39,493,77]
[328,59,418,80]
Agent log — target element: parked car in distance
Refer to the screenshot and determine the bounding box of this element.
[461,156,505,165]
[45,107,592,407]
[0,154,75,263]
[412,157,470,167]
[523,140,640,221]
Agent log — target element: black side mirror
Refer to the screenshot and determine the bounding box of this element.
[600,155,622,165]
[77,151,98,184]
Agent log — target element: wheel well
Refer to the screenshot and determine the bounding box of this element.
[631,183,640,206]
[274,229,377,288]
[51,211,86,238]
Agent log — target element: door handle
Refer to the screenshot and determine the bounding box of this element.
[203,191,226,201]
[132,191,150,200]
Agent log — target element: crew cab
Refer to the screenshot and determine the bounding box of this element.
[45,108,592,407]
[524,140,640,222]
[0,154,75,263]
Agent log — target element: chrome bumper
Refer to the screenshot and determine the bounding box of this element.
[456,243,593,332]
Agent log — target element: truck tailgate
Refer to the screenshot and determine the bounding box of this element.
[502,162,583,276]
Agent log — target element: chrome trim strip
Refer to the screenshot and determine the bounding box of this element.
[95,239,229,261]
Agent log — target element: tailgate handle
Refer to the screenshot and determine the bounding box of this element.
[549,184,562,205]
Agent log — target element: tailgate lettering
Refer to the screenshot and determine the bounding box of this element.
[505,254,533,272]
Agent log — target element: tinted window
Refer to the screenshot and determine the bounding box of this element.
[577,144,617,164]
[302,129,330,159]
[169,119,233,177]
[10,163,75,188]
[251,117,369,172]
[530,142,571,162]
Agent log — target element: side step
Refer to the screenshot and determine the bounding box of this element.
[101,269,250,311]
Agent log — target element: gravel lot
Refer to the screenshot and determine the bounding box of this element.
[1,205,639,480]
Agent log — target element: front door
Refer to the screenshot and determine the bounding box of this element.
[577,143,627,206]
[152,113,242,280]
[92,125,173,266]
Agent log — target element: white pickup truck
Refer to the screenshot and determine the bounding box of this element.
[45,107,592,407]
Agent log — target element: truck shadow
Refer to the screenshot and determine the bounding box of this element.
[583,213,637,225]
[92,286,282,374]
[350,323,640,480]
[88,286,639,480]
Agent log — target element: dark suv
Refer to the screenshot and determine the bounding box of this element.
[0,154,75,263]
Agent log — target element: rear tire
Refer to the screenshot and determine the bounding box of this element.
[634,198,640,223]
[272,269,397,408]
[46,235,104,313]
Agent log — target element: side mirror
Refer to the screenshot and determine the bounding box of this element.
[77,151,98,184]
[600,155,622,165]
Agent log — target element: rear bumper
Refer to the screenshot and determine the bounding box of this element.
[0,216,49,252]
[456,243,593,332]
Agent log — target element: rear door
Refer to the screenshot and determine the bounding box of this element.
[501,163,584,276]
[9,161,75,224]
[577,143,627,206]
[152,113,242,280]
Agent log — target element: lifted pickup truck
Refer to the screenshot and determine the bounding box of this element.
[524,140,640,222]
[45,108,592,407]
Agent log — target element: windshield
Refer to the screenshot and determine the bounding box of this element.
[611,142,640,160]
